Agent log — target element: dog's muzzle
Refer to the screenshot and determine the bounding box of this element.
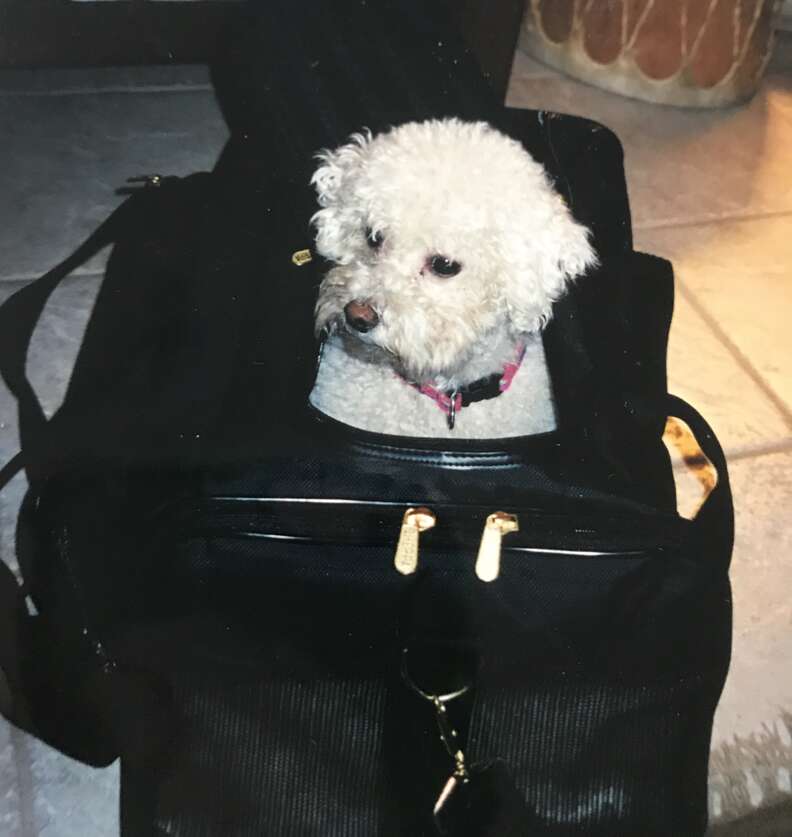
[344,301,380,334]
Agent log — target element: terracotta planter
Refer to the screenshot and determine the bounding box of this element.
[522,0,783,107]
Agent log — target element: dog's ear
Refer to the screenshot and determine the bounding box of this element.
[503,189,598,334]
[311,131,372,263]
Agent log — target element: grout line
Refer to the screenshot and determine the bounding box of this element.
[0,268,106,286]
[635,208,792,233]
[721,438,792,463]
[507,69,562,83]
[674,437,792,468]
[677,280,792,432]
[0,84,213,97]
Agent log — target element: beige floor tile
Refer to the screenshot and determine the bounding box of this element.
[661,289,791,455]
[507,48,792,231]
[640,216,792,425]
[708,450,792,820]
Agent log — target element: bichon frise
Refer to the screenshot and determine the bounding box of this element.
[309,118,597,439]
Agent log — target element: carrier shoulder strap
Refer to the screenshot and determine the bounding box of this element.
[666,393,734,564]
[0,202,130,478]
[0,179,191,489]
[0,182,174,742]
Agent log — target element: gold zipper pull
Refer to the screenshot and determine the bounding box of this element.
[394,507,436,575]
[475,512,519,582]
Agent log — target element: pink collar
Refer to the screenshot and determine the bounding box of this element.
[399,342,527,430]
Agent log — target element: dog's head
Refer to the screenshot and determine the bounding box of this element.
[311,118,596,383]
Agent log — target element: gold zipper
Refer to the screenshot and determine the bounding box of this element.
[394,507,437,575]
[475,512,520,582]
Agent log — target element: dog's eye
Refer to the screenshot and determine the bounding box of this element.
[365,227,384,250]
[429,256,462,278]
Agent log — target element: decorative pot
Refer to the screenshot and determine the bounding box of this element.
[522,0,783,107]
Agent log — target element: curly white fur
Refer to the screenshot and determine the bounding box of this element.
[308,118,597,438]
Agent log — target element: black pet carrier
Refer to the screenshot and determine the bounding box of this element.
[0,2,732,835]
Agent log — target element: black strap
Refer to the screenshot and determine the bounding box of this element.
[666,393,734,561]
[666,393,730,506]
[0,202,132,472]
[457,372,504,408]
[0,452,24,497]
[0,195,136,737]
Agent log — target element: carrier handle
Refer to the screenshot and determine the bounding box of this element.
[667,395,726,484]
[0,204,131,732]
[0,206,131,467]
[666,394,734,545]
[0,177,188,491]
[0,187,156,721]
[0,187,180,748]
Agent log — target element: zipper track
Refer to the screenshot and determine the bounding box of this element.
[184,497,688,557]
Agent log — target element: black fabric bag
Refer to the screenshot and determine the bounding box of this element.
[0,2,733,835]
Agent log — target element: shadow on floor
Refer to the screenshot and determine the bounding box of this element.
[708,801,792,837]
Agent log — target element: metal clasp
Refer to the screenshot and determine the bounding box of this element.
[126,174,163,189]
[291,248,313,267]
[401,648,473,814]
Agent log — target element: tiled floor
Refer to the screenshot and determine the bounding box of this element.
[0,31,790,837]
[508,36,792,833]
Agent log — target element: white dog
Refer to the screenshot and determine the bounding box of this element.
[308,118,597,439]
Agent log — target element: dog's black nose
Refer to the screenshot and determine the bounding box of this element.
[344,301,379,333]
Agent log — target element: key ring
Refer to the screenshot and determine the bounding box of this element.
[401,646,474,805]
[400,647,472,704]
